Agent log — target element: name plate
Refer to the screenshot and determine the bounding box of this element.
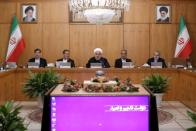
[151,66,162,69]
[28,66,39,68]
[59,65,71,68]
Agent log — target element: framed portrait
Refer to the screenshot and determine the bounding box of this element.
[21,4,37,23]
[70,10,123,23]
[156,5,171,24]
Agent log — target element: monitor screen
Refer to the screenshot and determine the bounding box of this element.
[90,63,102,68]
[151,62,162,67]
[50,96,149,131]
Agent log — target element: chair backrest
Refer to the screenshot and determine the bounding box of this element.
[171,58,186,67]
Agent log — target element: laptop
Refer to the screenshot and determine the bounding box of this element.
[59,62,71,68]
[28,62,39,68]
[122,62,133,68]
[151,62,162,68]
[90,63,102,68]
[6,62,17,68]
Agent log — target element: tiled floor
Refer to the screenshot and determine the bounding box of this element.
[159,101,195,131]
[17,101,195,131]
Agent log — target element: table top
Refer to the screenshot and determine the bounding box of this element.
[51,84,150,96]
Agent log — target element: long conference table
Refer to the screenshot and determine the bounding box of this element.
[0,68,195,111]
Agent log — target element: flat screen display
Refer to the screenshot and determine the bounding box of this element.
[50,96,149,131]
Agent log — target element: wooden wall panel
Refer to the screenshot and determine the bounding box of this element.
[70,25,97,67]
[43,24,69,63]
[124,24,150,65]
[42,1,68,23]
[188,24,196,67]
[0,2,16,23]
[176,1,196,24]
[150,24,177,63]
[0,24,10,62]
[96,25,123,67]
[18,24,43,65]
[124,0,150,23]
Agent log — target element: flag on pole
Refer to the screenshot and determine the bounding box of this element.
[6,16,25,62]
[174,16,192,59]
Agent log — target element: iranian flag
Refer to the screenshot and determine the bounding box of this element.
[174,16,192,59]
[6,16,25,62]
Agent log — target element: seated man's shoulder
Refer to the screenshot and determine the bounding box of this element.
[89,57,95,60]
[148,57,154,61]
[28,58,35,62]
[57,58,63,61]
[102,57,108,61]
[127,58,132,62]
[159,57,165,61]
[115,58,121,61]
[41,58,47,61]
[69,58,75,62]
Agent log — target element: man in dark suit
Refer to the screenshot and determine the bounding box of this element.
[56,49,75,67]
[86,48,110,68]
[147,51,167,68]
[28,48,47,67]
[115,49,132,68]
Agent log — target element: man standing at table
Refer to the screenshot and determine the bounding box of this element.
[28,48,47,67]
[115,49,132,68]
[86,48,110,68]
[147,51,167,68]
[56,49,75,68]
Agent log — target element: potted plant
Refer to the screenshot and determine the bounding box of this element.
[187,111,196,131]
[23,70,60,108]
[0,101,27,131]
[142,74,168,107]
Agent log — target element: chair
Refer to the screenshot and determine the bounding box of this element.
[171,58,187,68]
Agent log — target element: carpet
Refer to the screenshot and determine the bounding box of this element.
[29,109,174,124]
[29,109,43,123]
[158,109,174,125]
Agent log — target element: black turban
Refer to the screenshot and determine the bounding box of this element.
[25,6,34,13]
[159,6,168,13]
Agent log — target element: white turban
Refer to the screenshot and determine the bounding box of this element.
[94,48,103,54]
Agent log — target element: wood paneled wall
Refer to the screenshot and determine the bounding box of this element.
[0,0,196,67]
